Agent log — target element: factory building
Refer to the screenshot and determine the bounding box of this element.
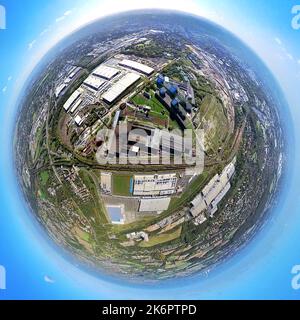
[156,74,165,87]
[159,87,167,98]
[133,173,177,197]
[67,67,81,81]
[102,73,140,104]
[138,197,171,213]
[155,91,187,130]
[63,89,82,112]
[55,83,67,98]
[167,84,178,97]
[83,74,106,91]
[63,66,82,85]
[171,98,179,108]
[190,194,207,218]
[119,59,154,76]
[179,100,192,114]
[70,98,82,114]
[74,115,83,126]
[92,64,119,80]
[189,160,236,221]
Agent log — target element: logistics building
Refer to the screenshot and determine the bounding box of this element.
[190,160,236,220]
[102,73,140,104]
[119,59,154,76]
[133,173,177,197]
[92,64,119,80]
[63,89,82,112]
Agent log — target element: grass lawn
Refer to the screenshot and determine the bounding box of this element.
[199,94,229,154]
[132,91,167,115]
[113,174,132,196]
[80,231,90,242]
[40,171,49,186]
[139,226,182,248]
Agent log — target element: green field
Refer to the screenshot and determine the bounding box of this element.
[199,95,229,154]
[139,226,182,248]
[39,171,49,186]
[131,91,183,130]
[132,92,167,115]
[113,174,132,196]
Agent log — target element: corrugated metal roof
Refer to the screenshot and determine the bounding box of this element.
[93,64,119,80]
[83,74,106,91]
[119,59,154,75]
[63,90,81,111]
[102,73,140,104]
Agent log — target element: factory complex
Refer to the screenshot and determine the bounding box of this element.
[60,56,155,129]
[54,53,235,227]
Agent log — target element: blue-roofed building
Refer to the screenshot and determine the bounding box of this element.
[159,87,167,98]
[171,98,179,108]
[167,85,178,97]
[156,75,164,87]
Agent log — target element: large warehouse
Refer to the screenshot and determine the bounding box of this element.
[189,160,236,220]
[83,74,106,91]
[102,72,140,104]
[92,64,119,80]
[133,173,177,196]
[63,89,82,111]
[119,59,154,76]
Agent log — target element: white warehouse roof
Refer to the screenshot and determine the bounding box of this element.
[133,173,177,196]
[63,90,81,111]
[55,83,66,97]
[119,59,154,75]
[74,115,83,126]
[92,65,119,80]
[210,182,231,209]
[70,98,82,114]
[83,75,106,91]
[102,73,140,104]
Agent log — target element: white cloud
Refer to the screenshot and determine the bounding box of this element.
[2,86,7,93]
[55,16,65,23]
[40,27,50,36]
[28,39,36,50]
[7,76,12,81]
[55,9,73,23]
[275,37,282,45]
[44,275,55,284]
[297,59,300,65]
[64,10,72,16]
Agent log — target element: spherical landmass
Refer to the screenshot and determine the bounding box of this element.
[14,10,286,281]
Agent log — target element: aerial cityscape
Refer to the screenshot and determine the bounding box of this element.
[14,11,285,281]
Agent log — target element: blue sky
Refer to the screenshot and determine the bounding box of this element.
[0,0,300,299]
